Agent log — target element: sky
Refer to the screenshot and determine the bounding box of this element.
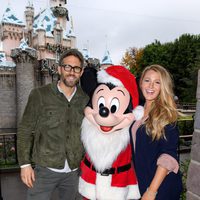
[1,0,200,64]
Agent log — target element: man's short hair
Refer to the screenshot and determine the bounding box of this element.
[59,49,84,67]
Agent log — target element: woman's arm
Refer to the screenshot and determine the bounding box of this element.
[141,165,168,200]
[142,124,180,200]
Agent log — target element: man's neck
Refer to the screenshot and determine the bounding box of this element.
[58,81,76,97]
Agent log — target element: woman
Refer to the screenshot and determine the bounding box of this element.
[130,65,182,200]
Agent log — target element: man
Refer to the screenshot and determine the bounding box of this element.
[17,49,88,200]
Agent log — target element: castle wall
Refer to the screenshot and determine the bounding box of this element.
[186,69,200,199]
[0,73,16,132]
[0,0,76,130]
[15,60,35,124]
[11,49,37,125]
[1,24,23,60]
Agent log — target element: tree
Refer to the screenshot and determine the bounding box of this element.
[135,34,200,102]
[121,47,143,76]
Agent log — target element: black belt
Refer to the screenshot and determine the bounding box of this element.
[83,157,131,176]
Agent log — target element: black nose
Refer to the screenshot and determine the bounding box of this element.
[99,106,109,117]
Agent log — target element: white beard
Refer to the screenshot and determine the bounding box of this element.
[81,117,130,172]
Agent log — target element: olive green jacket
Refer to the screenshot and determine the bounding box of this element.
[17,82,88,169]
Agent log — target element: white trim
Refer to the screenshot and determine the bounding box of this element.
[79,177,96,200]
[97,69,124,87]
[132,105,144,120]
[79,174,141,200]
[127,185,141,199]
[96,173,126,200]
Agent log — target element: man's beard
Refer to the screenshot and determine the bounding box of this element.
[61,74,79,87]
[81,117,130,172]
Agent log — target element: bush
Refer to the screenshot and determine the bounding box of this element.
[180,159,190,200]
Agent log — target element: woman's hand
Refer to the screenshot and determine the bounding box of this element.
[141,189,157,200]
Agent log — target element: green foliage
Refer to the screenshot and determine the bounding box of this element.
[177,119,194,136]
[0,136,17,167]
[180,159,190,200]
[135,34,200,102]
[121,47,143,76]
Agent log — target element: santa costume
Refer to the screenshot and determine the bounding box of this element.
[79,66,142,200]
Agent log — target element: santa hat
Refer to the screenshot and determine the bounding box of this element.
[97,65,143,120]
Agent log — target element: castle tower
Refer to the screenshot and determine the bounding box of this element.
[24,1,34,47]
[25,1,34,31]
[50,0,69,31]
[50,0,67,9]
[0,44,16,132]
[67,16,76,48]
[0,5,25,131]
[0,5,25,61]
[11,40,37,124]
[100,49,113,70]
[36,25,46,49]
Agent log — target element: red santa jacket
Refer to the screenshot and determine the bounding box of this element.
[79,144,141,200]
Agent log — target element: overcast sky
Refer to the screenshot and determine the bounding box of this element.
[1,0,200,64]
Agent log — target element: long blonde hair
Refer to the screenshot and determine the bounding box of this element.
[140,65,178,140]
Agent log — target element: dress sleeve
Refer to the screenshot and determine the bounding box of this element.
[158,124,180,171]
[157,153,179,173]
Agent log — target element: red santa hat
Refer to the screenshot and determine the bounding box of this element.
[97,65,138,108]
[97,65,143,120]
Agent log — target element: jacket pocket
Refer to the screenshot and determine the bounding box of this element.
[33,106,64,157]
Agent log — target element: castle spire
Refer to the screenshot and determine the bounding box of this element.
[70,16,74,31]
[27,0,33,6]
[101,35,113,67]
[50,0,67,8]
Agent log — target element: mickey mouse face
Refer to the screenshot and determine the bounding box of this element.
[84,84,135,134]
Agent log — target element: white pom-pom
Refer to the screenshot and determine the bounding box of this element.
[132,106,144,120]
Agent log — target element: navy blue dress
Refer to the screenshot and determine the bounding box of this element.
[130,123,182,200]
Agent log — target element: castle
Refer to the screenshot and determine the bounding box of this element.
[0,0,113,135]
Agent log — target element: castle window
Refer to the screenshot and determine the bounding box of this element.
[55,51,60,63]
[55,31,61,44]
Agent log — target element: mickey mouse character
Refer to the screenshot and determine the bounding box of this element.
[79,65,143,200]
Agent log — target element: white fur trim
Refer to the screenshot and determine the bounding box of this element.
[97,69,124,86]
[81,117,130,172]
[79,177,96,200]
[127,185,141,199]
[96,173,126,200]
[132,105,144,120]
[79,175,141,200]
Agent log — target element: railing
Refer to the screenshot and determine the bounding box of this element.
[0,133,18,166]
[0,133,18,200]
[177,103,196,111]
[0,129,194,200]
[178,134,193,154]
[0,131,193,168]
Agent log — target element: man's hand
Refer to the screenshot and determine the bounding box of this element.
[20,165,35,188]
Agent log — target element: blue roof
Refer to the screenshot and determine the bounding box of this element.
[1,6,24,26]
[33,8,56,37]
[33,7,75,38]
[0,52,15,67]
[18,39,32,50]
[101,50,113,65]
[82,48,90,60]
[1,4,75,38]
